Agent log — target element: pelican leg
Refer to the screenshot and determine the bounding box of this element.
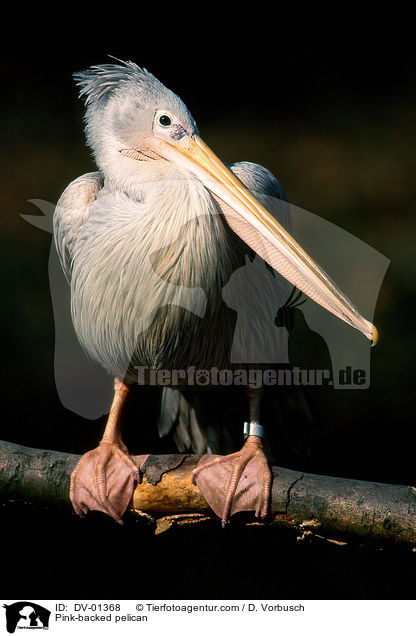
[192,388,272,526]
[70,379,141,522]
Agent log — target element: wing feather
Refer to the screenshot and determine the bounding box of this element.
[53,171,104,282]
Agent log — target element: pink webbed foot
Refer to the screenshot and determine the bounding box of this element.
[70,441,149,522]
[192,436,272,526]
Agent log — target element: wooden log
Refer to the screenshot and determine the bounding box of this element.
[0,439,415,546]
[131,455,210,513]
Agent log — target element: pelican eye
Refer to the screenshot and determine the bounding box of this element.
[158,114,172,127]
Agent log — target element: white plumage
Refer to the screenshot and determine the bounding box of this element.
[55,161,292,380]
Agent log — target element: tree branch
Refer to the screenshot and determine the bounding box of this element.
[0,439,415,545]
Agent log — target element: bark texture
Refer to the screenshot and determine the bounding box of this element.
[0,440,415,545]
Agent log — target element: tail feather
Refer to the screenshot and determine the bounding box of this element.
[158,387,181,438]
[159,387,211,454]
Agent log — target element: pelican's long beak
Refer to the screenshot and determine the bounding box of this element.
[148,133,378,345]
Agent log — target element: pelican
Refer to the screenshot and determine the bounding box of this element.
[54,60,378,524]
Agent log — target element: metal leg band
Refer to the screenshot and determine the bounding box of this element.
[243,422,265,439]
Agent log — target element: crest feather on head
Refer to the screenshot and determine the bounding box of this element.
[73,58,159,107]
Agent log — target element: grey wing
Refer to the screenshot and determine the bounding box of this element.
[228,161,296,328]
[229,161,289,207]
[53,171,104,282]
[159,161,295,455]
[52,171,113,420]
[221,159,292,239]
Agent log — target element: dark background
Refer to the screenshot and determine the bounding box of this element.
[1,16,415,600]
